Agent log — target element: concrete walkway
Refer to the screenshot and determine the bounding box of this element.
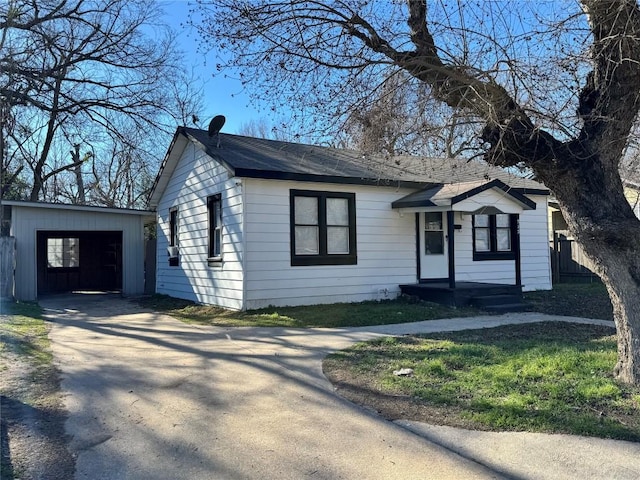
[42,293,639,479]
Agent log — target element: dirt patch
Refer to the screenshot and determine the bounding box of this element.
[1,315,75,480]
[324,360,482,431]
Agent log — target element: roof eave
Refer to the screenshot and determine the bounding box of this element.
[233,168,428,189]
[3,200,155,217]
[148,128,189,208]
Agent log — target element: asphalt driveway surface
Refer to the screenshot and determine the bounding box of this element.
[42,293,640,480]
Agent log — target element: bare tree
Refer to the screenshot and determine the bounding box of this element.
[238,118,281,139]
[1,0,203,204]
[341,69,478,157]
[195,0,640,384]
[238,116,315,143]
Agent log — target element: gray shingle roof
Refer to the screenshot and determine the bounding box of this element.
[182,127,546,191]
[149,127,548,208]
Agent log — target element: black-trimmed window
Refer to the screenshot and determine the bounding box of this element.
[473,213,516,260]
[169,208,178,247]
[208,194,222,264]
[169,207,179,266]
[290,190,356,266]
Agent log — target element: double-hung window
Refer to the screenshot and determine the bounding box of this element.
[290,190,356,266]
[168,208,179,266]
[472,213,515,260]
[208,194,223,264]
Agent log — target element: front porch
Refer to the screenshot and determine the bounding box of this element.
[400,281,525,312]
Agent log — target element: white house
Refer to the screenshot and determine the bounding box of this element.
[149,127,552,311]
[3,200,153,301]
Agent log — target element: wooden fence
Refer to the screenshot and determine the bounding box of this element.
[550,231,600,283]
[0,236,15,298]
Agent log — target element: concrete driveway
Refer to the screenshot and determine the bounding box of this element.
[43,293,639,479]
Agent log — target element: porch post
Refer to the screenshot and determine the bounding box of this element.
[447,210,455,289]
[514,214,522,287]
[415,213,421,281]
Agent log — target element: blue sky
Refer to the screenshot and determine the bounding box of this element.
[159,1,263,133]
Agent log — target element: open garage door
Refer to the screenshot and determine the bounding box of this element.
[37,231,123,295]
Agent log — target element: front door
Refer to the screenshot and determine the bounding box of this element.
[419,212,449,280]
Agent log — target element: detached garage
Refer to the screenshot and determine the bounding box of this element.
[4,200,154,301]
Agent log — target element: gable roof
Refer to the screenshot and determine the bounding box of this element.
[149,126,548,208]
[391,179,536,210]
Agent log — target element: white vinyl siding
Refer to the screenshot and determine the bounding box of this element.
[518,195,553,291]
[10,205,148,301]
[454,212,517,285]
[155,142,244,309]
[153,140,551,309]
[452,194,551,291]
[243,179,416,309]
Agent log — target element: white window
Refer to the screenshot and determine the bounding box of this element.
[47,238,79,268]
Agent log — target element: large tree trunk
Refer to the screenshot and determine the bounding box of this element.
[599,247,640,383]
[575,222,640,383]
[545,159,640,384]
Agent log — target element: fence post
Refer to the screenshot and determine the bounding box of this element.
[552,232,560,284]
[0,237,16,299]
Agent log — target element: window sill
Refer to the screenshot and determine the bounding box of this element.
[473,251,515,261]
[291,254,357,266]
[207,257,223,267]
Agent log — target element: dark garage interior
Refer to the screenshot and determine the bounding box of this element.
[37,230,123,295]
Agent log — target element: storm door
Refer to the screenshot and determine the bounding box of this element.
[419,212,449,280]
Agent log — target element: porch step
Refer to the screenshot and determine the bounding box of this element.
[399,282,524,308]
[470,294,527,313]
[480,303,528,313]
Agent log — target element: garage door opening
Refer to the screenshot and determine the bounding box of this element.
[37,231,123,295]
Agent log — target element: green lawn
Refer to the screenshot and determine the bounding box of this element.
[141,286,637,441]
[0,301,51,367]
[324,322,639,441]
[137,294,482,328]
[524,282,613,320]
[141,282,614,328]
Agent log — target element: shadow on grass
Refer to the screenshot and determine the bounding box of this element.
[137,294,483,328]
[325,322,640,441]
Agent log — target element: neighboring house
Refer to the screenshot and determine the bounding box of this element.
[149,127,552,310]
[624,179,640,219]
[549,179,640,238]
[2,200,154,301]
